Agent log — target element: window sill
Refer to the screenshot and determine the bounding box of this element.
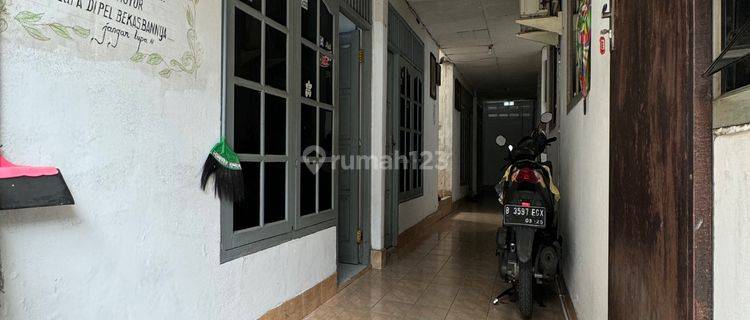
[714,85,750,129]
[398,190,424,204]
[220,218,336,264]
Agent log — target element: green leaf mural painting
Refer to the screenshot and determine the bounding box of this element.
[130,0,202,79]
[12,10,91,41]
[0,0,203,80]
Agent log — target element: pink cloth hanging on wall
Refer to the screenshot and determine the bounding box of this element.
[0,156,59,179]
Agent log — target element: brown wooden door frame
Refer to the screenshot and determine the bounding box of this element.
[609,1,713,319]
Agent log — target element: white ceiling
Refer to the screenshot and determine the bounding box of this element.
[406,0,544,99]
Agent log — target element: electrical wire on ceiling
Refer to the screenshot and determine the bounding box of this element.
[446,56,498,63]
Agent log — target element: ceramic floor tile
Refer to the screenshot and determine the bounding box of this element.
[402,304,450,320]
[446,303,490,320]
[371,300,413,317]
[304,198,567,320]
[381,280,429,304]
[414,284,460,308]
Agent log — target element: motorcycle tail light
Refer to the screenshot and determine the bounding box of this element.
[515,168,540,184]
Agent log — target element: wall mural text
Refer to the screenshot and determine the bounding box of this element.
[0,0,203,79]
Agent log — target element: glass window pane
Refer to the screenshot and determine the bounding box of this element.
[265,94,286,155]
[301,45,317,99]
[319,2,333,51]
[266,0,286,26]
[301,0,317,43]
[405,101,410,131]
[415,132,419,155]
[318,162,332,211]
[301,104,317,156]
[319,54,333,104]
[413,76,419,101]
[399,130,406,193]
[399,97,405,128]
[234,86,261,154]
[300,164,316,216]
[264,162,286,224]
[405,127,411,159]
[399,68,405,94]
[235,8,261,82]
[239,0,261,12]
[722,0,750,92]
[265,26,287,90]
[413,102,419,131]
[399,130,405,156]
[319,109,333,156]
[233,162,260,231]
[406,71,411,98]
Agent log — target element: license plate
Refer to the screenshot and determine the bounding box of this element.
[503,205,547,228]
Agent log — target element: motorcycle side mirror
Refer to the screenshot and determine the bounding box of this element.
[496,135,507,147]
[508,145,514,152]
[541,112,553,124]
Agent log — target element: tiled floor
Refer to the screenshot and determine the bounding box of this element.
[338,263,368,284]
[305,197,567,320]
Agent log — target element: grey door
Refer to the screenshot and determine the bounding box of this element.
[337,29,361,264]
[385,50,398,248]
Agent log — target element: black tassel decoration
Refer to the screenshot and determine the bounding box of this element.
[201,139,244,202]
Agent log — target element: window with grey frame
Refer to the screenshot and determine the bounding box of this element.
[398,63,424,201]
[721,0,750,93]
[221,0,336,261]
[388,6,424,202]
[299,0,336,227]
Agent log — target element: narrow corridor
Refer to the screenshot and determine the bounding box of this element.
[305,197,567,320]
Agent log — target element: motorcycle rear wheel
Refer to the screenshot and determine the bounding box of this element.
[518,261,533,318]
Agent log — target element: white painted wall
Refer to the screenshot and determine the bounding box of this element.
[0,3,335,319]
[389,0,440,234]
[370,0,389,251]
[711,0,750,316]
[556,0,610,318]
[713,123,750,320]
[438,59,477,201]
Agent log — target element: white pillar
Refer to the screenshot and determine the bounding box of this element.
[369,0,388,253]
[438,54,455,198]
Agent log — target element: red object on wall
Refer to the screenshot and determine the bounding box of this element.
[600,36,607,55]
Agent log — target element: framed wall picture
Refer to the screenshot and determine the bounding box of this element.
[576,0,592,98]
[454,79,462,111]
[436,59,441,86]
[429,53,437,99]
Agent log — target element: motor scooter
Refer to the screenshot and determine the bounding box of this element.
[491,112,561,318]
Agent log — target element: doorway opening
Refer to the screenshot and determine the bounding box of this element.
[336,12,367,284]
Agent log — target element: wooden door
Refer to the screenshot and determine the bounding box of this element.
[337,29,362,265]
[609,1,713,319]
